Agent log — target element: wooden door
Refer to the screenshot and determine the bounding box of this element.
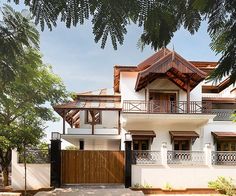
[61,150,125,184]
[149,92,176,113]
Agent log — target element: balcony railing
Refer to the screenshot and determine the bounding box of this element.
[132,150,161,165]
[212,151,236,165]
[123,100,212,114]
[212,109,235,121]
[167,150,205,165]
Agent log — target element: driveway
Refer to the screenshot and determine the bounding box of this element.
[35,188,144,196]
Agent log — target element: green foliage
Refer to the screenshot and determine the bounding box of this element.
[0,4,39,82]
[164,183,173,191]
[0,6,68,186]
[132,183,152,188]
[231,113,236,122]
[8,0,235,82]
[208,176,235,196]
[65,145,79,150]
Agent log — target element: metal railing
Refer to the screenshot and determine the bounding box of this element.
[132,151,161,164]
[212,151,236,165]
[18,149,50,164]
[212,109,235,121]
[123,100,212,114]
[167,150,205,165]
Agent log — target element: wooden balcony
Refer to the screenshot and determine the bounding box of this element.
[123,100,212,114]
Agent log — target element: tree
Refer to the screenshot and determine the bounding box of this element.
[0,48,68,186]
[8,0,235,82]
[0,4,39,83]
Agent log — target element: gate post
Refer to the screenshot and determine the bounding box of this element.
[125,133,132,188]
[50,132,61,188]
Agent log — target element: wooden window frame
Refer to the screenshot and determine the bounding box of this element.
[85,110,102,124]
[172,139,192,151]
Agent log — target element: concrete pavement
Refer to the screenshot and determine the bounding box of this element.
[35,188,144,196]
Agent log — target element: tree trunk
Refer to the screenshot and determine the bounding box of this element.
[2,167,9,187]
[23,145,27,196]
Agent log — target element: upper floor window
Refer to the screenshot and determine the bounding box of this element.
[85,110,102,124]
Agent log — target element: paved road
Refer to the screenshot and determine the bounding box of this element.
[35,188,144,196]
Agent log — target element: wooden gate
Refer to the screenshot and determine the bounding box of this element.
[61,150,125,184]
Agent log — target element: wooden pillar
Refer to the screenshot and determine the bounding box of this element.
[118,110,121,135]
[186,78,190,113]
[62,110,66,134]
[90,110,95,135]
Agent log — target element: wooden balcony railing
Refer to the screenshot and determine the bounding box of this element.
[123,100,212,114]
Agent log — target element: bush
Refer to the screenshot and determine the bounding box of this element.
[208,176,235,196]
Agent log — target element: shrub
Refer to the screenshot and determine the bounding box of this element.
[208,176,235,196]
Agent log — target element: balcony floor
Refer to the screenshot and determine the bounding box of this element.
[121,113,216,128]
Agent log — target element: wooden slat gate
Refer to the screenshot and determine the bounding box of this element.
[61,150,125,184]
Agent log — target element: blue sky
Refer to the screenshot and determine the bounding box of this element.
[1,2,219,143]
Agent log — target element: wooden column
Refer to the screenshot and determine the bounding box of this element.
[90,110,95,135]
[186,78,190,113]
[118,110,121,135]
[62,110,66,134]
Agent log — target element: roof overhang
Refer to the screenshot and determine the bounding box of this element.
[202,97,236,104]
[135,52,207,92]
[202,78,233,93]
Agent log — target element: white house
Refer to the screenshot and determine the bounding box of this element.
[53,48,236,188]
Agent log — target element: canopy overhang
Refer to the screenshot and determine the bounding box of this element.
[169,131,199,143]
[212,132,236,142]
[129,130,156,140]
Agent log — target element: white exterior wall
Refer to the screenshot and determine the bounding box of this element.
[83,139,120,150]
[120,72,145,101]
[132,165,236,188]
[11,150,50,190]
[123,120,204,151]
[120,72,202,102]
[67,128,118,135]
[79,110,118,129]
[202,121,236,150]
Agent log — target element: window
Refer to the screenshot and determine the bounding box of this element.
[79,140,84,150]
[174,140,190,150]
[217,141,236,151]
[133,140,149,150]
[85,110,101,124]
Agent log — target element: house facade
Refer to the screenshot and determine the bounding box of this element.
[53,48,236,188]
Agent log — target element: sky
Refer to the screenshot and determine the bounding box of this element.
[1,2,219,144]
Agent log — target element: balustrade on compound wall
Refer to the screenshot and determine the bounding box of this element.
[132,151,161,164]
[167,151,205,165]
